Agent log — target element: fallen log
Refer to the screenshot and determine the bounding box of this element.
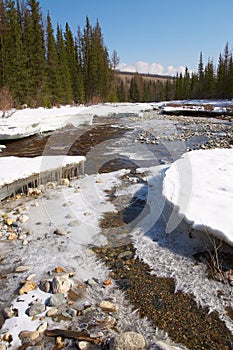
[45,329,103,345]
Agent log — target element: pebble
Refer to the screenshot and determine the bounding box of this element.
[51,275,72,294]
[39,280,51,293]
[15,265,31,273]
[19,330,40,341]
[60,178,70,186]
[99,300,118,313]
[77,341,88,350]
[109,331,146,350]
[2,306,14,319]
[46,307,58,317]
[48,293,66,307]
[54,228,67,236]
[18,214,29,223]
[19,281,37,295]
[0,344,7,350]
[28,303,46,317]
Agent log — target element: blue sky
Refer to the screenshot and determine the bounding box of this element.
[39,0,233,75]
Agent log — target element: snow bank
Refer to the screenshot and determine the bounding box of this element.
[0,155,85,187]
[0,103,155,140]
[162,148,233,245]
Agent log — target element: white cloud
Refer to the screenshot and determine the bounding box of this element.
[117,61,186,76]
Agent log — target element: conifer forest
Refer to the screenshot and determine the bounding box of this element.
[0,0,233,108]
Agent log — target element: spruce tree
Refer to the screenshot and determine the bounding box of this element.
[46,13,61,105]
[56,25,73,104]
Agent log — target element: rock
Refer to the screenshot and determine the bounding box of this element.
[15,265,30,273]
[39,280,51,293]
[54,228,67,236]
[2,306,14,319]
[28,303,46,317]
[5,218,16,226]
[78,341,89,350]
[97,315,116,329]
[0,344,7,350]
[25,346,42,350]
[60,178,70,186]
[37,322,48,333]
[18,214,29,223]
[53,266,66,273]
[51,275,71,294]
[68,284,86,301]
[22,239,29,245]
[19,281,37,295]
[99,301,118,313]
[46,182,56,190]
[8,232,17,240]
[48,293,66,307]
[2,333,12,343]
[19,330,40,341]
[46,307,58,317]
[109,332,146,350]
[26,274,36,281]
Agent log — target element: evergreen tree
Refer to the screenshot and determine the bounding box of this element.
[56,25,73,104]
[24,0,48,105]
[46,13,61,105]
[129,76,139,102]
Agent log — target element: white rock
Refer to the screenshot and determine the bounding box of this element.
[78,341,88,350]
[110,331,146,350]
[60,178,70,186]
[18,214,29,223]
[51,275,72,294]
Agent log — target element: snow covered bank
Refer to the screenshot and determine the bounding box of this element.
[160,100,233,117]
[0,155,85,193]
[0,103,155,140]
[162,148,233,245]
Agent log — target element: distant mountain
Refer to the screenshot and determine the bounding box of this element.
[116,71,174,83]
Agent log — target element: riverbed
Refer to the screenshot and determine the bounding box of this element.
[0,110,233,349]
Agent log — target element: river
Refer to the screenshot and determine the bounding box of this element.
[0,110,233,349]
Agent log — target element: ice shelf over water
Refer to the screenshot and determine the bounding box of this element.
[162,148,233,245]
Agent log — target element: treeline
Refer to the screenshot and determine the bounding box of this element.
[174,45,233,100]
[0,0,233,109]
[0,0,112,108]
[122,43,233,103]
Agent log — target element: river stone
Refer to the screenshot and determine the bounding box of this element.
[39,280,51,293]
[18,214,29,223]
[15,265,30,273]
[60,178,70,186]
[54,228,67,236]
[109,332,146,350]
[46,307,58,317]
[0,344,6,350]
[28,303,46,317]
[48,293,66,307]
[99,301,118,313]
[51,275,71,294]
[2,306,14,319]
[78,341,88,350]
[19,281,37,295]
[19,331,40,341]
